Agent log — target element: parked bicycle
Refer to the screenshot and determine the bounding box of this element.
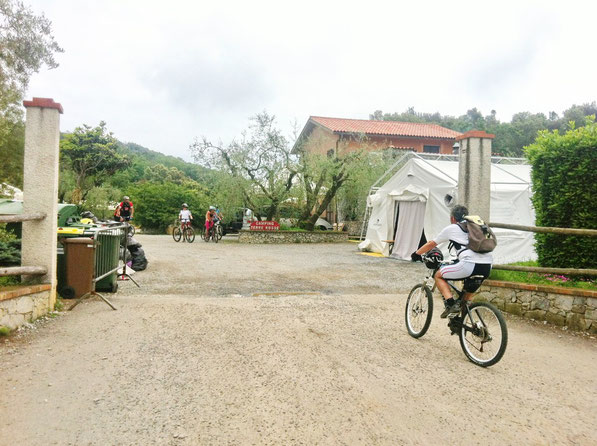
[173,221,195,243]
[405,252,508,367]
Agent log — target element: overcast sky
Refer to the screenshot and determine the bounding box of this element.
[26,0,597,161]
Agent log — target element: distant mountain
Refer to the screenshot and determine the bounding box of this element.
[117,142,213,184]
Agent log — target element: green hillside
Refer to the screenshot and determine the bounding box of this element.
[118,142,212,184]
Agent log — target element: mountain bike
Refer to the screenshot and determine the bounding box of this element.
[405,254,508,367]
[173,221,195,243]
[184,225,195,243]
[203,223,218,243]
[215,220,223,240]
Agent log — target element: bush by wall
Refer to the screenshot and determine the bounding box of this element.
[525,118,597,269]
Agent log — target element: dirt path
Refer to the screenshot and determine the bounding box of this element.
[1,236,596,445]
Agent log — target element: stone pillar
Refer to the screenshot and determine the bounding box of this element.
[21,98,63,307]
[456,130,495,221]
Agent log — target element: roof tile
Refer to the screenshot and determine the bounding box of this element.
[311,116,461,139]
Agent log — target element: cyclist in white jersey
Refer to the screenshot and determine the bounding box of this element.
[179,203,193,228]
[414,205,493,318]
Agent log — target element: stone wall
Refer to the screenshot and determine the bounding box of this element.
[239,230,349,244]
[0,284,52,330]
[342,221,363,236]
[475,280,597,333]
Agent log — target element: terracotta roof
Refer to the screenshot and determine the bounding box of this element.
[310,116,461,139]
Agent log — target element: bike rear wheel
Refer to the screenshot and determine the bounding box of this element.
[405,284,433,338]
[459,302,508,367]
[184,227,195,243]
[172,226,182,242]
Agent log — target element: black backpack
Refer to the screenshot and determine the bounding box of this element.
[454,215,497,254]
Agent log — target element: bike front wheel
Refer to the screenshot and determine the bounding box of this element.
[212,228,219,243]
[459,302,508,367]
[217,225,223,240]
[184,227,195,243]
[405,284,433,338]
[172,226,182,242]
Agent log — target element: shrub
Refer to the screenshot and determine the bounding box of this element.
[0,224,20,267]
[126,181,209,232]
[525,118,597,269]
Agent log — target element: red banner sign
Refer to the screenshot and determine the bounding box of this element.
[250,221,280,231]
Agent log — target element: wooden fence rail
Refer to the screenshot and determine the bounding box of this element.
[489,222,597,237]
[491,221,596,277]
[0,266,47,277]
[0,212,46,223]
[492,264,597,277]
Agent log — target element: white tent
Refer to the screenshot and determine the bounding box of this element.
[360,157,536,264]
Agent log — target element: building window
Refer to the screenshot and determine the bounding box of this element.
[423,145,440,153]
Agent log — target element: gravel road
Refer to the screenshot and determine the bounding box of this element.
[1,235,596,445]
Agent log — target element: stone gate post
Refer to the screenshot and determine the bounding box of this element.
[456,130,495,221]
[21,98,63,307]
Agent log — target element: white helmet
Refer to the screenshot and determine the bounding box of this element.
[209,206,216,210]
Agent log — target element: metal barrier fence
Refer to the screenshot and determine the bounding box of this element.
[69,222,139,311]
[92,224,127,283]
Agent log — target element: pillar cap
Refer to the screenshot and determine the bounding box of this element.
[23,97,63,114]
[455,130,495,141]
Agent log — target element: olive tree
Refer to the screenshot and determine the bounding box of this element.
[190,112,298,220]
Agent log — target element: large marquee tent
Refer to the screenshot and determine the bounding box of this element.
[359,156,536,264]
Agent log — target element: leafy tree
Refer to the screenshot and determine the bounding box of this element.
[373,104,597,157]
[0,120,23,188]
[525,117,597,269]
[81,185,122,220]
[336,152,391,221]
[143,164,190,185]
[126,181,209,231]
[295,146,366,230]
[190,112,297,220]
[0,0,62,146]
[60,121,130,203]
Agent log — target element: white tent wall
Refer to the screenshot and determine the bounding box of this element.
[362,157,537,264]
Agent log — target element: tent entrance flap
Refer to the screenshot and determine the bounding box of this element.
[390,201,426,260]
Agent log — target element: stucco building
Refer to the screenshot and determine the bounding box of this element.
[293,116,462,156]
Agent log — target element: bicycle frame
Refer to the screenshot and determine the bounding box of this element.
[425,266,482,329]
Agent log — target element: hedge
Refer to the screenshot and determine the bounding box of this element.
[525,118,597,269]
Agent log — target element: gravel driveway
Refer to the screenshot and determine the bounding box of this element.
[1,235,596,445]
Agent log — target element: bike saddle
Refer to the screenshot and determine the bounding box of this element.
[463,275,486,293]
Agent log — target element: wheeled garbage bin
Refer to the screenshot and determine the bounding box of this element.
[57,228,86,299]
[61,237,96,299]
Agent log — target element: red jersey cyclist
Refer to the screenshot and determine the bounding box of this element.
[205,206,216,235]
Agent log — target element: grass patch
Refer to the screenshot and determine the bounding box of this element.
[278,225,307,232]
[0,326,11,336]
[54,298,64,312]
[490,261,597,291]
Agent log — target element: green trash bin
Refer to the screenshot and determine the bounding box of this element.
[86,227,121,293]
